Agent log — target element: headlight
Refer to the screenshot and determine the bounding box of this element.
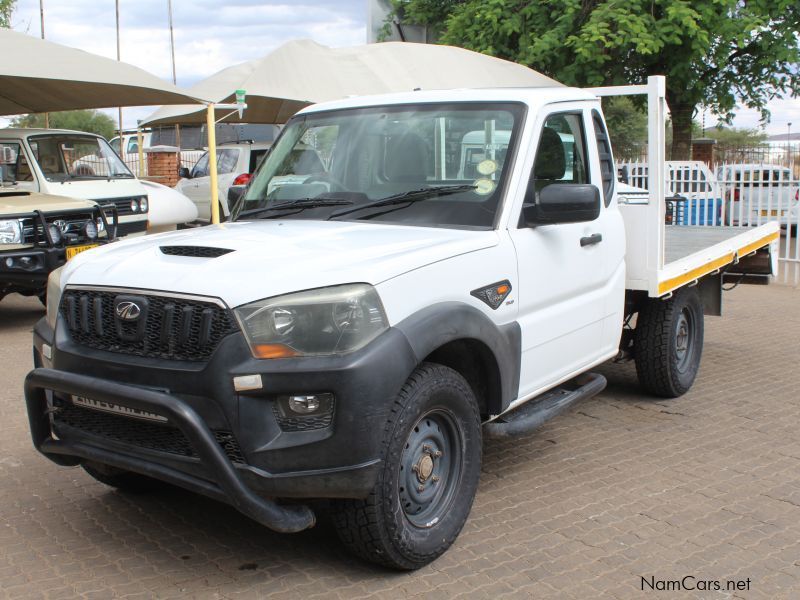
[130,198,140,212]
[234,283,388,358]
[0,219,22,244]
[45,266,65,330]
[139,196,148,212]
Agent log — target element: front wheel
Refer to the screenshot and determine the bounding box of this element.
[332,363,482,570]
[634,287,704,398]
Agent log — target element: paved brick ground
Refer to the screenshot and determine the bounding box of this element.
[1,283,798,599]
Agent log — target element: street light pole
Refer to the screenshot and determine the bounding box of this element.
[39,0,49,129]
[116,0,123,144]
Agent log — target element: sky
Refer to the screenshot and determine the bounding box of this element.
[3,0,799,135]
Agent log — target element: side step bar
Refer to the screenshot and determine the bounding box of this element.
[484,373,607,439]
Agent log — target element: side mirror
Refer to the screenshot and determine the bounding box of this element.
[523,184,600,226]
[618,165,629,184]
[179,167,191,179]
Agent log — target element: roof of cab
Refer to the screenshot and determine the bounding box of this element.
[0,128,103,138]
[296,86,598,116]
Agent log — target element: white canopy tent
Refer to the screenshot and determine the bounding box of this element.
[0,29,203,114]
[142,39,562,127]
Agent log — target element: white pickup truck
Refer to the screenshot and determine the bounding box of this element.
[24,77,778,570]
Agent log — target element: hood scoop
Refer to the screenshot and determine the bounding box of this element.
[160,245,234,258]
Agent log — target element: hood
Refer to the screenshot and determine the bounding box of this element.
[43,178,145,201]
[62,220,498,307]
[0,190,98,214]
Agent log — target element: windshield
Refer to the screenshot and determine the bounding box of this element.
[233,103,524,229]
[28,134,133,181]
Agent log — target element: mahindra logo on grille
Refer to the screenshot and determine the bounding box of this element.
[115,301,142,321]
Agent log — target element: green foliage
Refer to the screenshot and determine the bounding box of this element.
[602,97,647,160]
[10,110,117,139]
[703,126,768,150]
[395,0,800,159]
[1,0,15,28]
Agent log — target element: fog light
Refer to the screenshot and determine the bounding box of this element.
[280,393,334,416]
[274,393,335,432]
[288,395,321,414]
[82,221,98,240]
[47,224,63,246]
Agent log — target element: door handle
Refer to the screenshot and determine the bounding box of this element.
[580,233,603,247]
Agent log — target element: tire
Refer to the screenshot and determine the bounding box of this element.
[634,286,704,398]
[82,461,161,493]
[331,363,482,570]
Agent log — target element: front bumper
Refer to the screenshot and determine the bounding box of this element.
[28,318,418,531]
[25,367,315,533]
[1,244,103,295]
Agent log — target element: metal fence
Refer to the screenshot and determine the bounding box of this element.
[617,161,800,285]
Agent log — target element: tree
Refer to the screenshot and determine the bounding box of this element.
[390,0,800,160]
[0,0,14,28]
[602,97,647,161]
[10,110,117,139]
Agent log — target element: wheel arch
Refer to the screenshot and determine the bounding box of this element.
[394,302,520,417]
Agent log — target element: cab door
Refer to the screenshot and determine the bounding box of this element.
[509,106,625,399]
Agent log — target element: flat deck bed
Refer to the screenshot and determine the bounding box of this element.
[656,224,780,296]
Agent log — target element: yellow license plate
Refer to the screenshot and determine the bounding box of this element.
[760,209,783,217]
[65,244,99,260]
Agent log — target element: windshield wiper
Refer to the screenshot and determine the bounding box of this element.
[237,198,354,219]
[328,184,477,219]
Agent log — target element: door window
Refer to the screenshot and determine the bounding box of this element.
[0,142,33,183]
[192,152,210,178]
[592,111,615,206]
[526,112,590,204]
[217,149,240,174]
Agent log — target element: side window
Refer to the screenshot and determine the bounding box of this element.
[0,142,32,183]
[592,110,615,206]
[217,149,240,174]
[126,139,139,154]
[527,112,589,204]
[192,152,210,178]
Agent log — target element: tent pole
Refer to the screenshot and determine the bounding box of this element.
[137,126,145,178]
[207,104,220,224]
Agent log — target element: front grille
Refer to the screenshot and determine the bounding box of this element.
[160,246,234,258]
[53,400,246,464]
[21,212,99,246]
[60,289,238,361]
[98,196,146,217]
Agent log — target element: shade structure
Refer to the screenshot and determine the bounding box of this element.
[0,29,204,116]
[142,39,562,126]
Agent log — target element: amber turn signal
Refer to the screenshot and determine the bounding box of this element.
[252,343,299,359]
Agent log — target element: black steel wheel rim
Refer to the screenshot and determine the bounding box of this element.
[675,307,695,373]
[398,409,464,528]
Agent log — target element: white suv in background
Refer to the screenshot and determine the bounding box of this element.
[176,142,271,221]
[716,164,799,226]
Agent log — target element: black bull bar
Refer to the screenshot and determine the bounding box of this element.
[24,367,315,534]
